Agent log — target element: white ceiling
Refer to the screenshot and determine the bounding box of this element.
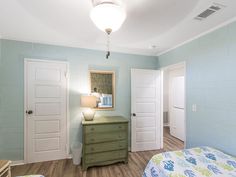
[0,0,236,56]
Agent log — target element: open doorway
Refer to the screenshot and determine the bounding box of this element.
[162,62,185,151]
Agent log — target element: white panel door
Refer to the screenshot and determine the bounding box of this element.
[169,68,185,141]
[25,59,68,163]
[131,69,161,152]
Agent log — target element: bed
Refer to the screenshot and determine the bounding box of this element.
[143,147,236,177]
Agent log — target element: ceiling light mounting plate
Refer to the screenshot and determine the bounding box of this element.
[92,0,121,6]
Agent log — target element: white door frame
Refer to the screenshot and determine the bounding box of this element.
[24,58,70,163]
[160,61,186,148]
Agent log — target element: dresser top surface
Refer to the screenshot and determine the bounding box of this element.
[82,116,128,125]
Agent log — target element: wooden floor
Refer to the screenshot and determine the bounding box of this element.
[163,127,184,151]
[12,127,183,177]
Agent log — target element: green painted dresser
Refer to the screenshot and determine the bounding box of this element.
[82,116,129,170]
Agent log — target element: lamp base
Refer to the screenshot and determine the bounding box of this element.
[82,109,95,121]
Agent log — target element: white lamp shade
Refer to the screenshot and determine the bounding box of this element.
[80,95,97,108]
[90,3,126,32]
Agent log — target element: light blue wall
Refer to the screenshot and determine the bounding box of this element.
[158,21,236,156]
[1,20,236,161]
[0,39,158,160]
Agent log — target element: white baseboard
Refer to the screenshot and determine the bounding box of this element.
[11,153,72,166]
[67,154,72,159]
[11,160,25,166]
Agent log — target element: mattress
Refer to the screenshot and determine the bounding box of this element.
[143,147,236,177]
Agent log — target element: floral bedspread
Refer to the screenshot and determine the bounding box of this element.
[143,147,236,177]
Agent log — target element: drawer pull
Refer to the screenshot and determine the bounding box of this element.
[118,126,122,129]
[90,138,94,141]
[91,127,95,131]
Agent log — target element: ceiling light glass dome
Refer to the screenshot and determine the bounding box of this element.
[90,3,126,33]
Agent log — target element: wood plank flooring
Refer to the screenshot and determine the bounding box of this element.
[163,127,184,151]
[12,127,183,177]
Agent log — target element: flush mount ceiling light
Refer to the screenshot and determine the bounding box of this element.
[90,1,126,59]
[90,3,126,33]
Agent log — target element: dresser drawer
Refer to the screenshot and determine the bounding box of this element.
[85,132,126,144]
[85,140,127,154]
[85,150,126,164]
[84,123,126,133]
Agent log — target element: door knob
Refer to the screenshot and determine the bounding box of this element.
[26,110,33,115]
[132,113,136,117]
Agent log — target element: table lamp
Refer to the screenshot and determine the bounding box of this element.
[80,95,97,121]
